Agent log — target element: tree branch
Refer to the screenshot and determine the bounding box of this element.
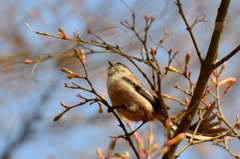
[213,44,240,69]
[174,0,203,63]
[162,0,231,158]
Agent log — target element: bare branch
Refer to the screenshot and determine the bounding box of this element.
[163,0,232,158]
[174,1,203,63]
[213,44,240,69]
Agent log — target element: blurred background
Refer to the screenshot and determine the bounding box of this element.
[1,0,240,158]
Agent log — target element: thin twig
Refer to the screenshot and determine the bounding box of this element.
[174,1,203,63]
[213,44,240,69]
[30,54,50,82]
[155,29,173,53]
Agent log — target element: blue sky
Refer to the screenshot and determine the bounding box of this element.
[1,0,240,159]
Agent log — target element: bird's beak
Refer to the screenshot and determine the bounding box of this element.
[108,61,113,66]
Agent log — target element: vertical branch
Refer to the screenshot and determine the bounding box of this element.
[203,1,230,69]
[163,1,231,158]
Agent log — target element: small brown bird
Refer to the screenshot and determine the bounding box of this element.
[107,61,227,139]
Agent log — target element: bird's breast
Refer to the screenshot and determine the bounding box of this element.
[107,77,155,122]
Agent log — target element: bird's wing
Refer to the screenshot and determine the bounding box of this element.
[122,76,159,112]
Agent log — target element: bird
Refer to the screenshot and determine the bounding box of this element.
[106,61,227,139]
[106,61,165,135]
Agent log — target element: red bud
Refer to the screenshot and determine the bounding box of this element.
[87,29,92,34]
[24,59,33,64]
[150,16,155,21]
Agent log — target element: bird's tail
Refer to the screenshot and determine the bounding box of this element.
[155,101,227,140]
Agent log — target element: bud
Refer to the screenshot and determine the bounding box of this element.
[174,83,179,88]
[60,102,69,108]
[166,119,171,139]
[98,102,103,113]
[223,78,236,94]
[158,146,170,155]
[96,148,104,159]
[150,16,155,22]
[213,70,217,76]
[166,133,186,146]
[165,66,183,75]
[76,93,82,98]
[214,136,232,144]
[202,95,207,103]
[57,28,67,38]
[57,32,65,38]
[115,153,124,157]
[146,143,160,155]
[185,98,190,104]
[124,151,130,157]
[53,111,65,121]
[121,116,131,125]
[144,15,149,22]
[134,132,140,140]
[73,48,79,54]
[67,74,75,79]
[58,27,65,33]
[79,49,85,63]
[221,62,226,71]
[137,137,144,149]
[148,134,154,145]
[150,47,156,56]
[132,13,135,19]
[211,76,217,85]
[185,51,192,66]
[224,136,232,141]
[109,137,117,150]
[80,49,85,54]
[207,88,211,93]
[218,62,227,76]
[236,121,240,129]
[64,83,69,87]
[101,93,106,99]
[161,94,171,99]
[90,39,98,43]
[218,77,236,86]
[171,109,186,120]
[60,68,73,74]
[87,29,92,34]
[24,59,33,64]
[168,49,172,54]
[174,50,180,54]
